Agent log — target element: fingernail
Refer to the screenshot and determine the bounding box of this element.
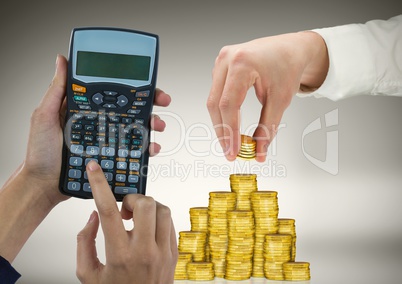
[55,54,60,68]
[87,211,96,224]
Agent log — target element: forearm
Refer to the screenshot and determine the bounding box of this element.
[0,165,57,263]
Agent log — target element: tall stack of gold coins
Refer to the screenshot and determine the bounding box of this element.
[283,262,311,281]
[189,207,210,261]
[178,231,207,262]
[207,191,236,278]
[278,218,297,261]
[251,191,280,277]
[237,135,256,160]
[229,174,258,210]
[187,262,215,281]
[263,234,292,280]
[225,210,255,280]
[174,252,192,280]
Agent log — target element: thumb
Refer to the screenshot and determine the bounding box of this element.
[76,211,102,281]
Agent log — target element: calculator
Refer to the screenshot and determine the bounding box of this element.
[59,27,159,201]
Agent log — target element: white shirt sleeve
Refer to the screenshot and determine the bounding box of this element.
[298,15,402,101]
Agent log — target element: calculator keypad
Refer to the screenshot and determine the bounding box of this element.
[66,100,148,196]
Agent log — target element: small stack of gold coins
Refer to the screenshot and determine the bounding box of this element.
[283,262,311,281]
[251,191,279,277]
[263,234,292,280]
[189,207,210,261]
[207,191,236,278]
[278,218,297,261]
[237,134,256,160]
[174,253,192,280]
[187,262,215,281]
[178,231,207,262]
[225,210,255,280]
[230,174,258,210]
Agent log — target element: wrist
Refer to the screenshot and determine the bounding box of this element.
[0,168,60,262]
[19,161,68,207]
[297,31,329,91]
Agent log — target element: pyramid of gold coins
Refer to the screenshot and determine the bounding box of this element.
[175,137,310,281]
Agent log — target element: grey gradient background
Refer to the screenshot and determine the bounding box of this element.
[1,0,402,283]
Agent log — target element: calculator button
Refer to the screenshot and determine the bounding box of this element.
[86,146,99,156]
[74,95,88,103]
[117,162,127,170]
[115,187,137,194]
[136,91,150,98]
[84,135,94,142]
[72,134,81,140]
[67,182,80,191]
[129,162,140,171]
[101,147,115,156]
[69,157,83,166]
[72,124,83,130]
[68,169,82,179]
[109,125,118,133]
[127,109,141,115]
[78,105,91,110]
[85,158,98,165]
[70,145,84,154]
[134,119,144,124]
[108,115,120,123]
[118,149,129,157]
[104,172,113,181]
[122,118,133,124]
[92,93,104,105]
[85,125,95,131]
[104,91,118,96]
[128,175,139,183]
[83,183,91,192]
[133,101,146,106]
[117,95,129,107]
[85,113,97,120]
[132,139,142,146]
[130,150,141,158]
[116,174,126,182]
[97,136,106,143]
[103,104,117,108]
[101,160,114,169]
[73,113,84,119]
[98,125,107,132]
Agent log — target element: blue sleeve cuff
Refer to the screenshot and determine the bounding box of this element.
[0,255,21,284]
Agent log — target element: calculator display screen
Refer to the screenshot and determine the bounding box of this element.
[76,51,151,81]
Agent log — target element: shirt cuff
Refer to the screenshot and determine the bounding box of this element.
[298,24,376,101]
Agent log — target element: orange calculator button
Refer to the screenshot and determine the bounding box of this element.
[72,84,86,93]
